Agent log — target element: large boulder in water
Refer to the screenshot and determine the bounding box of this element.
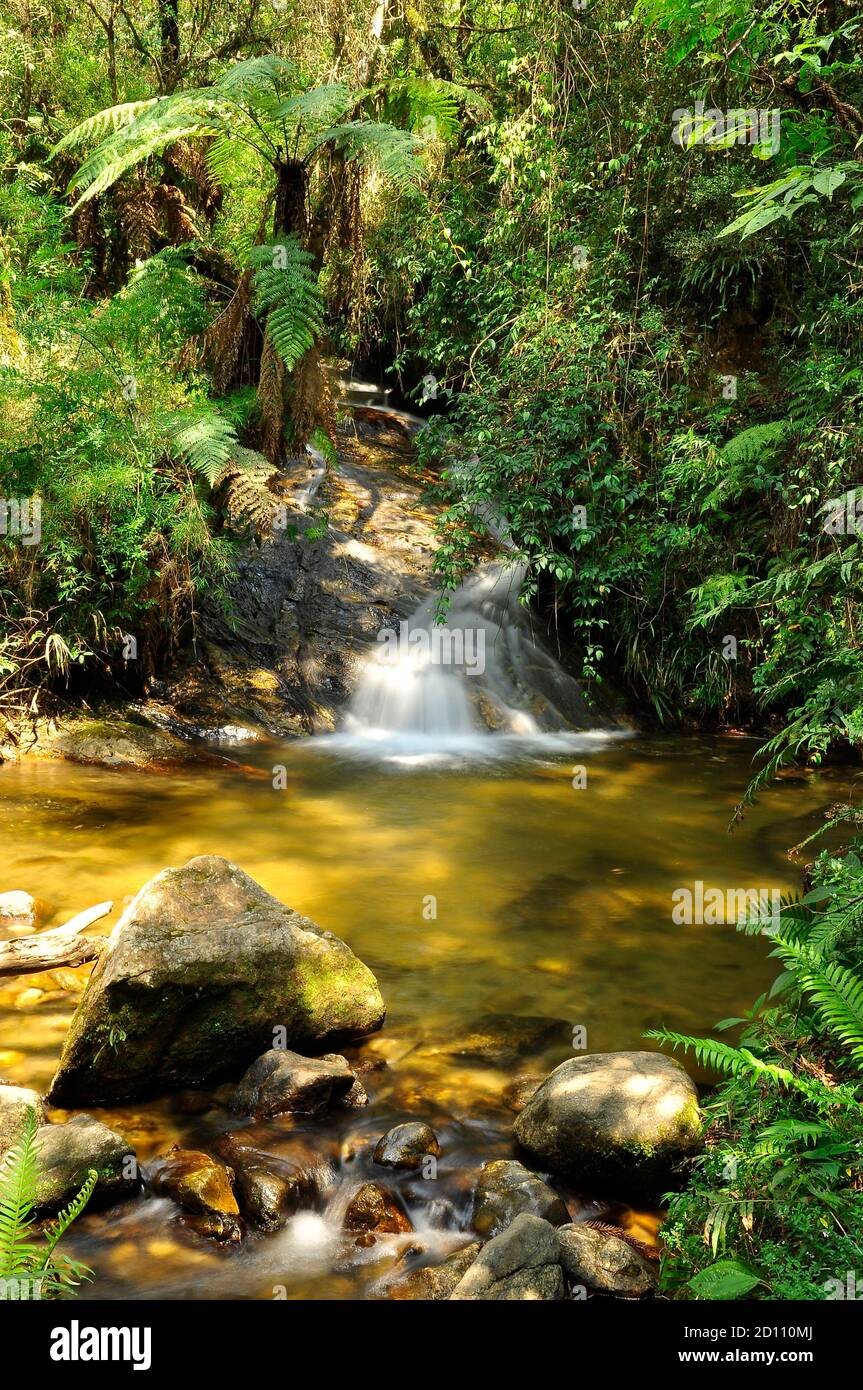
[48,856,385,1106]
[513,1051,702,1192]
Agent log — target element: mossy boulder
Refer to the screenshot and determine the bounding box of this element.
[0,1083,45,1161]
[48,856,385,1106]
[33,1114,138,1214]
[513,1051,702,1193]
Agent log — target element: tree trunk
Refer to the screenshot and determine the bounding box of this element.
[273,159,308,240]
[159,0,181,93]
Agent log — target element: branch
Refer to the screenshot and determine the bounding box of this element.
[0,902,112,977]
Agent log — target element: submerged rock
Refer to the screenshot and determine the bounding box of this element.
[472,1158,568,1237]
[513,1051,702,1190]
[48,856,386,1106]
[344,1182,413,1235]
[428,1013,570,1068]
[230,1049,356,1117]
[391,1242,482,1300]
[502,1075,544,1114]
[0,1083,45,1160]
[450,1213,563,1301]
[151,1148,241,1242]
[0,891,38,928]
[557,1223,657,1297]
[33,1114,138,1214]
[373,1122,440,1171]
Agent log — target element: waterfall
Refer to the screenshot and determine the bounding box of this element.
[334,556,621,760]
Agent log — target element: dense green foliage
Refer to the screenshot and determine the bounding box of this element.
[649,827,863,1300]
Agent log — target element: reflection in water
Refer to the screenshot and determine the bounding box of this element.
[0,735,849,1298]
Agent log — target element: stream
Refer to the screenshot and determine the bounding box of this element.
[0,734,852,1299]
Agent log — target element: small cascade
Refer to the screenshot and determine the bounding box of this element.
[335,556,622,760]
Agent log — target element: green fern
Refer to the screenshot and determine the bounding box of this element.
[0,1110,95,1301]
[308,121,422,189]
[249,239,324,371]
[645,1028,800,1089]
[772,938,863,1064]
[0,1109,41,1283]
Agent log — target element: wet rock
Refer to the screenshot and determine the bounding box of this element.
[0,891,37,927]
[234,1167,301,1232]
[0,1083,45,1160]
[428,1014,570,1068]
[230,1049,356,1117]
[557,1223,657,1297]
[450,1213,562,1301]
[33,1114,138,1214]
[151,1148,241,1241]
[391,1242,482,1300]
[472,1158,568,1237]
[513,1051,702,1191]
[502,1075,544,1114]
[214,1131,325,1214]
[32,718,201,770]
[48,855,386,1106]
[344,1182,413,1235]
[373,1122,440,1171]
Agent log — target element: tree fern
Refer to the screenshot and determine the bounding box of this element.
[249,239,324,371]
[50,99,159,155]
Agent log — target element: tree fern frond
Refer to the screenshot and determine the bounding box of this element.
[250,238,324,371]
[50,99,159,156]
[308,121,422,188]
[214,55,297,96]
[68,95,227,205]
[162,406,242,486]
[720,421,790,468]
[271,84,354,132]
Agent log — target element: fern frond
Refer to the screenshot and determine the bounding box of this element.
[645,1029,799,1088]
[271,84,354,132]
[772,939,863,1063]
[214,55,297,96]
[68,94,227,205]
[720,421,790,468]
[162,406,242,486]
[35,1169,98,1272]
[0,1109,41,1279]
[250,238,324,371]
[309,121,422,189]
[50,99,159,156]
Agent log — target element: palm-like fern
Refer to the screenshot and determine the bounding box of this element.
[161,405,278,528]
[50,59,427,214]
[0,1108,95,1300]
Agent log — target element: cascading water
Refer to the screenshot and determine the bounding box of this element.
[335,555,623,761]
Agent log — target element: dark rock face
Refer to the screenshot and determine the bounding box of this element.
[33,1114,138,1214]
[513,1051,703,1190]
[557,1223,657,1297]
[344,1182,413,1235]
[48,856,385,1106]
[151,1149,241,1242]
[230,1049,356,1118]
[472,1158,568,1237]
[372,1122,441,1171]
[450,1213,563,1301]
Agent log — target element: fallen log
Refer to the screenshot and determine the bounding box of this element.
[0,902,112,977]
